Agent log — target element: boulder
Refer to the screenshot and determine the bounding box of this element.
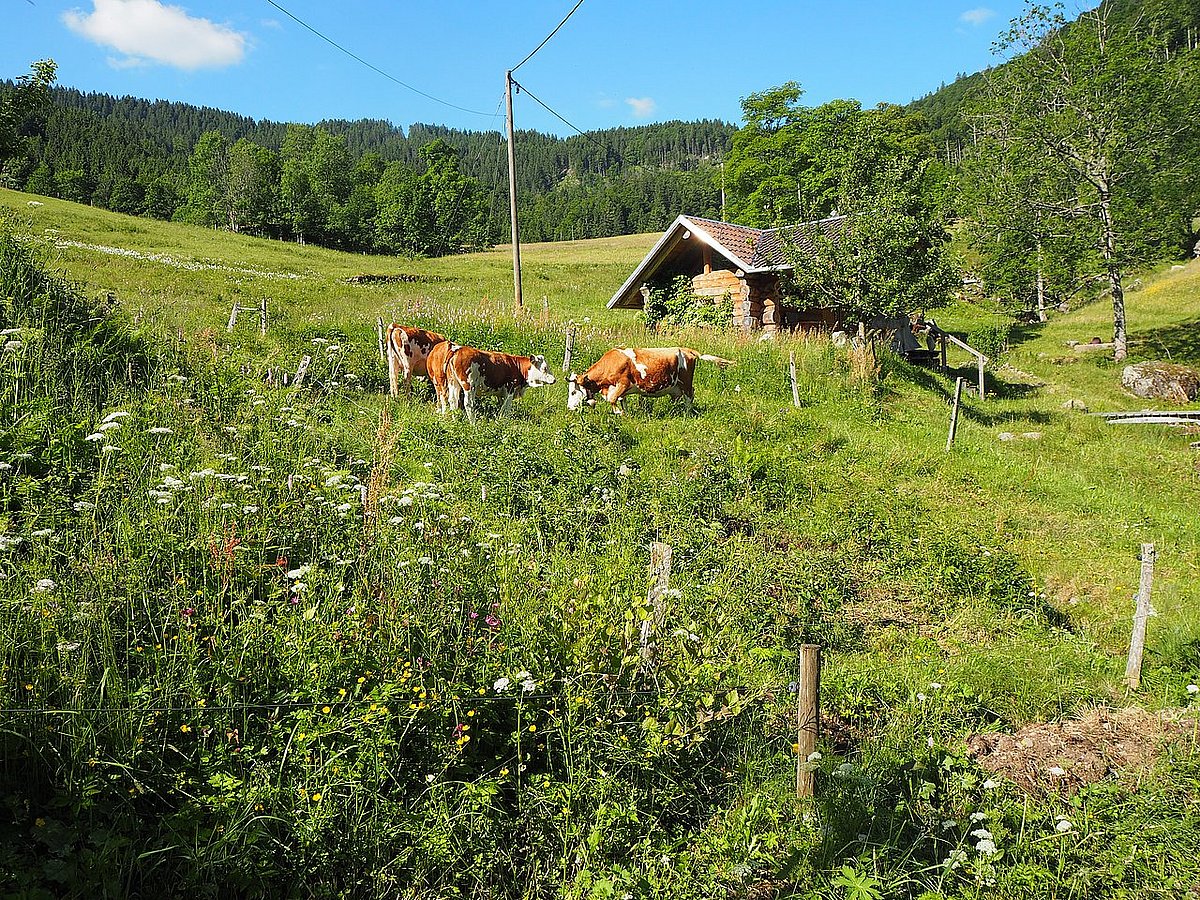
[1063,399,1089,412]
[1120,362,1200,403]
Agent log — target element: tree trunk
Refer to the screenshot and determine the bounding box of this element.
[1097,177,1127,360]
[1035,239,1048,323]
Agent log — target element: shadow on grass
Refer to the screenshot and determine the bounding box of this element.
[1131,317,1200,365]
[897,363,1052,428]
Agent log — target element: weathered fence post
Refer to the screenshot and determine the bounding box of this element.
[1125,543,1156,690]
[977,355,986,401]
[376,317,387,363]
[259,297,268,336]
[796,644,821,799]
[946,377,964,451]
[226,300,240,332]
[639,542,673,670]
[563,324,576,373]
[293,354,312,388]
[789,351,801,408]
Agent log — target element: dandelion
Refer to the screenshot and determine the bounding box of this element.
[180,724,191,733]
[311,793,322,802]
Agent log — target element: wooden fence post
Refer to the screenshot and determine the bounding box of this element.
[789,351,801,408]
[1125,543,1156,690]
[796,644,821,799]
[376,317,387,363]
[259,297,268,336]
[946,377,964,451]
[639,542,672,670]
[293,354,312,388]
[226,300,239,332]
[977,356,986,400]
[563,324,576,373]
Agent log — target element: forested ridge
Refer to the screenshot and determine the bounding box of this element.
[2,84,734,246]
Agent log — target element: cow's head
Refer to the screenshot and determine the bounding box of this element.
[566,373,596,411]
[525,355,556,387]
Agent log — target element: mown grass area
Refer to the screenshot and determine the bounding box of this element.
[1,187,1199,899]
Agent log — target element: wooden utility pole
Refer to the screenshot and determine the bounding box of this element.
[796,644,821,799]
[505,71,524,311]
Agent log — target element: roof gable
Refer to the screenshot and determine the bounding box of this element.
[607,214,849,309]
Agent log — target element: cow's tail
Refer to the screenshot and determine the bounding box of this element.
[698,354,735,369]
[385,324,401,396]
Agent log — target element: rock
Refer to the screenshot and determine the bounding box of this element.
[1171,264,1186,271]
[1120,362,1200,403]
[998,432,1017,441]
[1063,399,1089,412]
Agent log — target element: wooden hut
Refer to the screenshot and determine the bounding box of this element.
[607,214,847,334]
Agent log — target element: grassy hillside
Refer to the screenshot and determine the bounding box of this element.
[1,188,1199,898]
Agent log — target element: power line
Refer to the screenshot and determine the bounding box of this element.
[262,0,494,118]
[511,0,586,73]
[510,78,627,167]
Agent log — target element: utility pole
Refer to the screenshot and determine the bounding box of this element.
[720,161,726,220]
[505,70,524,311]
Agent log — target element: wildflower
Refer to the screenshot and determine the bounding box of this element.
[180,724,191,733]
[806,751,822,763]
[976,839,998,856]
[971,828,993,841]
[1055,818,1073,833]
[398,495,414,507]
[32,578,56,593]
[98,421,121,432]
[1047,765,1066,777]
[101,445,119,454]
[917,693,927,702]
[31,529,53,538]
[84,433,105,442]
[181,607,194,618]
[0,462,11,471]
[102,411,130,423]
[1188,684,1199,695]
[425,774,435,783]
[311,793,322,802]
[148,427,173,435]
[35,818,45,828]
[930,682,943,690]
[982,778,998,790]
[418,557,433,566]
[485,613,501,628]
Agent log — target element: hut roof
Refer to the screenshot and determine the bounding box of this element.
[607,214,848,309]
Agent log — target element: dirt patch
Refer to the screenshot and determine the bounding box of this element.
[965,707,1186,797]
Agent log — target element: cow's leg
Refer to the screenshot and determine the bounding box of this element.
[605,383,628,415]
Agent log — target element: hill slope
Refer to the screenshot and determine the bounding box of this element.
[1,190,1199,897]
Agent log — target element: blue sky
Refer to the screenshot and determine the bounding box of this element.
[3,1,1034,136]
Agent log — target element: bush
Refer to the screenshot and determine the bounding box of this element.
[966,321,1013,359]
[643,275,732,330]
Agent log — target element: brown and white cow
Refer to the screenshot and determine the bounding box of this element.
[567,347,734,414]
[445,345,556,419]
[386,324,448,397]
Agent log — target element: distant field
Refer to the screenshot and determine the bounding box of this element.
[3,187,1199,898]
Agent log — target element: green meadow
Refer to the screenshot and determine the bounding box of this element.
[2,187,1199,899]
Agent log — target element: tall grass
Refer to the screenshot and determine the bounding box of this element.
[1,205,1199,898]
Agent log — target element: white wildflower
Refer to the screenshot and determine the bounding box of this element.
[84,433,105,442]
[102,411,130,423]
[493,677,511,693]
[1188,684,1199,695]
[418,556,433,565]
[1055,818,1073,833]
[982,778,998,790]
[148,427,173,435]
[1047,765,1066,777]
[976,839,998,856]
[32,578,56,593]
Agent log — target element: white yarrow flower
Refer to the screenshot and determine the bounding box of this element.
[33,578,56,593]
[493,677,511,693]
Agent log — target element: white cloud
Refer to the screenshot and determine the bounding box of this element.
[960,7,996,26]
[625,96,657,118]
[62,0,248,71]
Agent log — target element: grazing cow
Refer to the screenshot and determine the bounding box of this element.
[567,347,734,414]
[445,345,556,419]
[424,339,462,414]
[386,324,447,397]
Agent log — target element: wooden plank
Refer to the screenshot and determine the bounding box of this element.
[1124,543,1156,690]
[1105,417,1200,426]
